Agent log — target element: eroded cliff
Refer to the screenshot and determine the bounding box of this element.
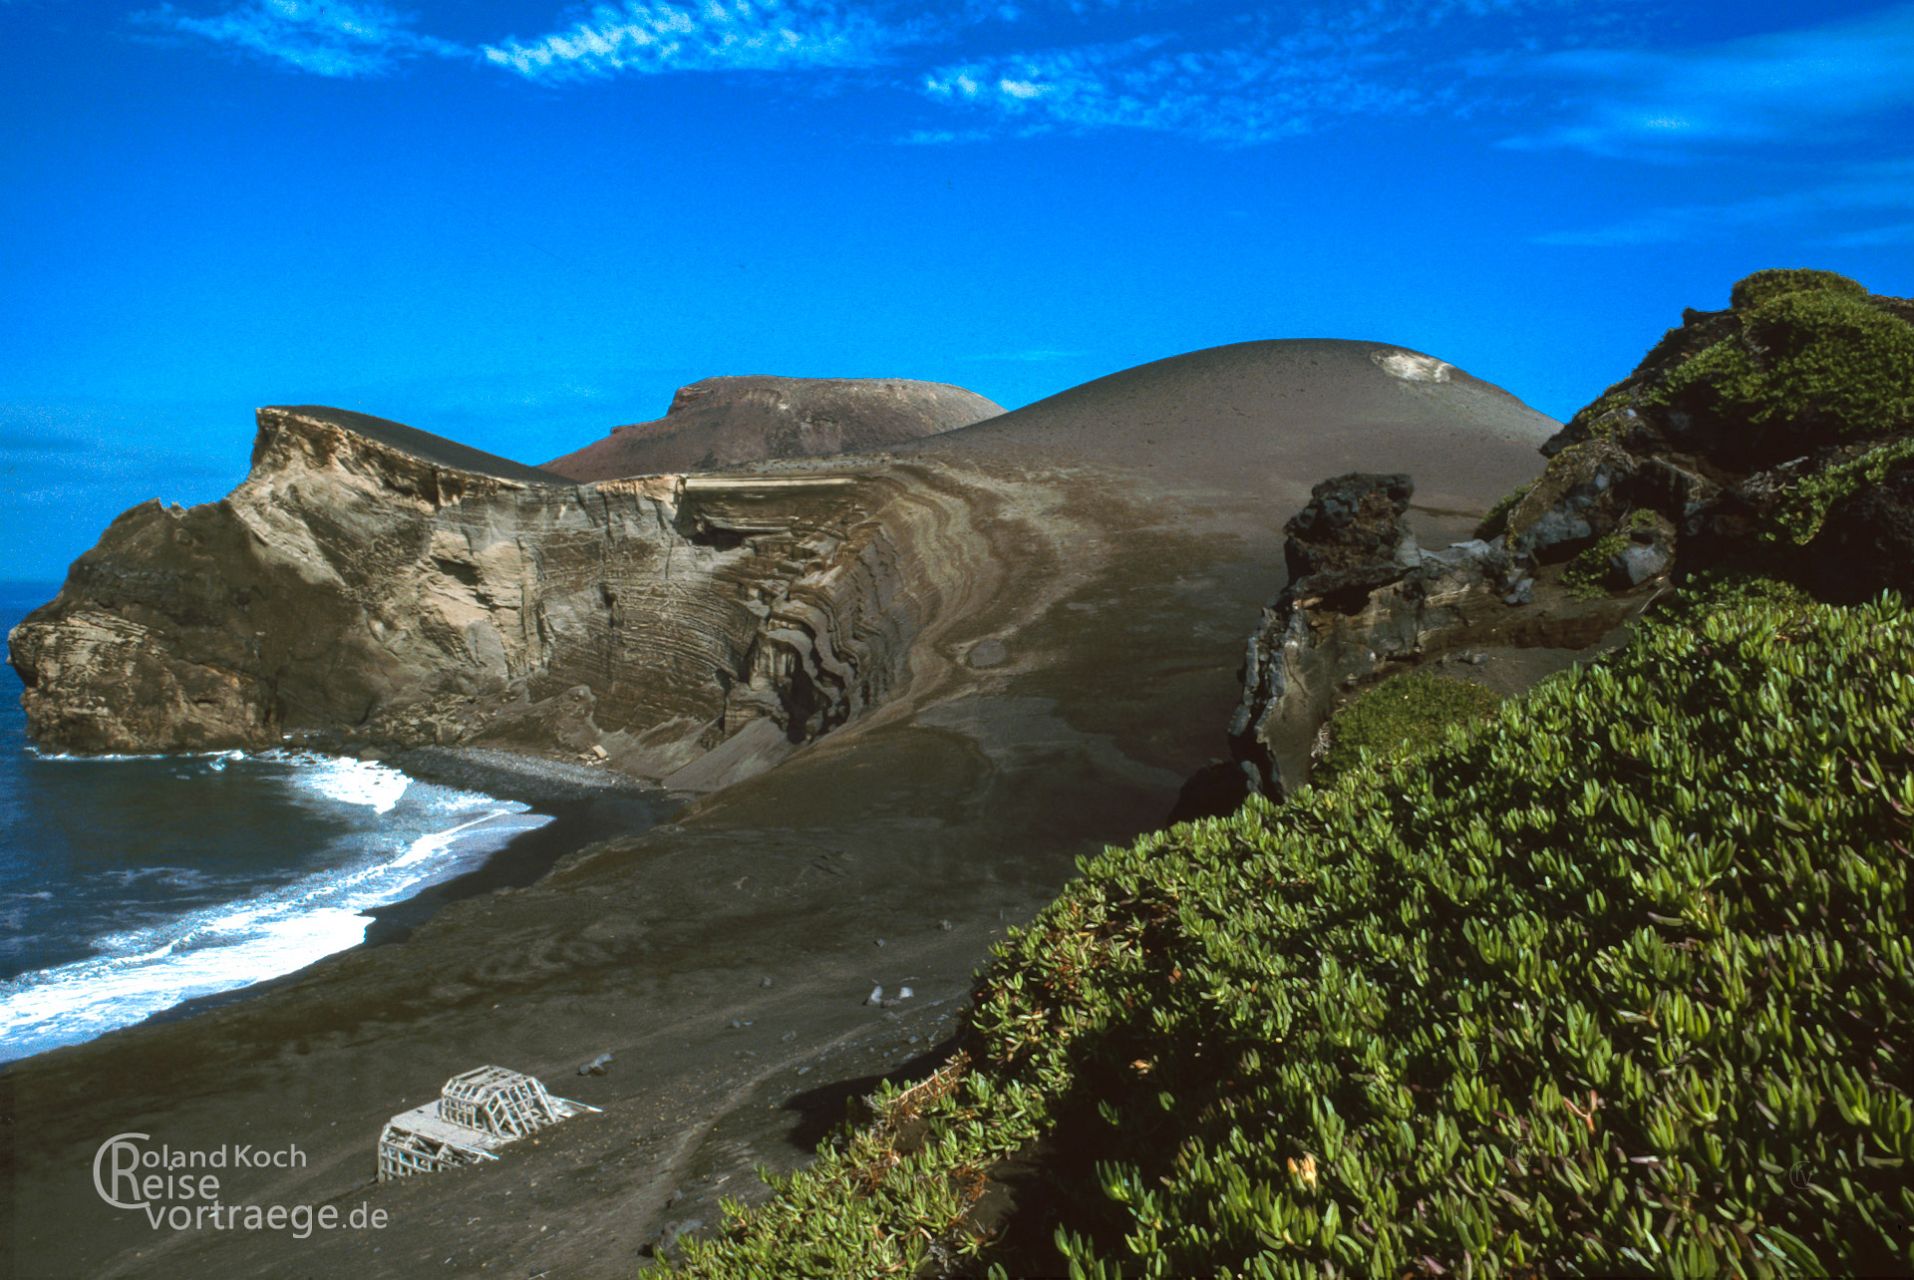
[7,406,941,782]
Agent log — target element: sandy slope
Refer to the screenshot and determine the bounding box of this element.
[0,339,1556,1279]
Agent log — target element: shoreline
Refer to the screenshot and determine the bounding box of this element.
[359,746,681,949]
[5,743,681,1064]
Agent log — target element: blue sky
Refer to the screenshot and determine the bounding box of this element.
[3,0,1910,581]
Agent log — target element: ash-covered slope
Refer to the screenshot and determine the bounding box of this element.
[277,405,571,487]
[914,339,1555,518]
[545,375,1003,481]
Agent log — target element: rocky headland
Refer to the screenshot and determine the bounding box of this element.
[1228,269,1914,803]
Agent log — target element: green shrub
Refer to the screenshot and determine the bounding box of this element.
[1768,434,1914,545]
[1562,508,1666,597]
[1729,268,1868,312]
[1668,573,1813,615]
[1563,535,1628,597]
[666,595,1914,1277]
[1474,481,1533,540]
[1314,672,1501,783]
[1658,289,1914,442]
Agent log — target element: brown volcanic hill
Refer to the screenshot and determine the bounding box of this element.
[912,338,1556,521]
[544,375,1004,481]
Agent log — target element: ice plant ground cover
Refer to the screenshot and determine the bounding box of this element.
[669,586,1914,1277]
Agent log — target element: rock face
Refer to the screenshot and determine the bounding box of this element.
[1227,270,1914,799]
[7,407,930,779]
[1227,474,1635,796]
[1280,472,1420,600]
[1810,457,1914,602]
[1527,269,1913,582]
[544,376,1003,482]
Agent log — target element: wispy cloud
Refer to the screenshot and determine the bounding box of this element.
[1535,159,1914,246]
[481,1,917,82]
[140,0,464,78]
[1503,5,1914,158]
[897,126,999,145]
[913,2,1592,145]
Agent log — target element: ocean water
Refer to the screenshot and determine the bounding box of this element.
[0,582,553,1064]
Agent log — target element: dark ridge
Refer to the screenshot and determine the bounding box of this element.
[271,405,572,487]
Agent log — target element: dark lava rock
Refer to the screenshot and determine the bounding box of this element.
[1166,759,1254,825]
[1809,457,1914,603]
[1506,439,1638,562]
[1284,473,1416,583]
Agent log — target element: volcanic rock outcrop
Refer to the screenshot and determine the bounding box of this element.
[544,376,1003,481]
[7,406,938,784]
[1229,270,1914,797]
[1523,268,1914,600]
[1227,472,1641,797]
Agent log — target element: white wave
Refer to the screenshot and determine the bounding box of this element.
[26,747,251,764]
[268,753,413,814]
[0,796,551,1064]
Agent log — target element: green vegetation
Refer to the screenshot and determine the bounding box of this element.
[1728,268,1869,312]
[1473,481,1533,540]
[1768,434,1914,545]
[1670,573,1814,616]
[1562,508,1667,597]
[668,593,1914,1277]
[1657,282,1914,443]
[1314,672,1501,783]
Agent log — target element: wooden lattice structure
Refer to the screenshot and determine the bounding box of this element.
[377,1065,598,1182]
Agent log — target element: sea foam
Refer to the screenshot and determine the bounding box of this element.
[0,752,550,1064]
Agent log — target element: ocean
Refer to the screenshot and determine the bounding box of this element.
[0,581,555,1064]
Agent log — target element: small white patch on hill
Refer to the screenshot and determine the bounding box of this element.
[1373,350,1455,383]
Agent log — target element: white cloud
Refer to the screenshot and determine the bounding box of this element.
[1502,5,1914,158]
[141,0,464,78]
[481,0,911,81]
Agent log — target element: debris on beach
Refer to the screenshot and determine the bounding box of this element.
[377,1066,598,1181]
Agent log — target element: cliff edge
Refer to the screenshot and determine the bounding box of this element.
[7,405,926,781]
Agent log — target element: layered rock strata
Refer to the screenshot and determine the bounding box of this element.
[8,407,935,782]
